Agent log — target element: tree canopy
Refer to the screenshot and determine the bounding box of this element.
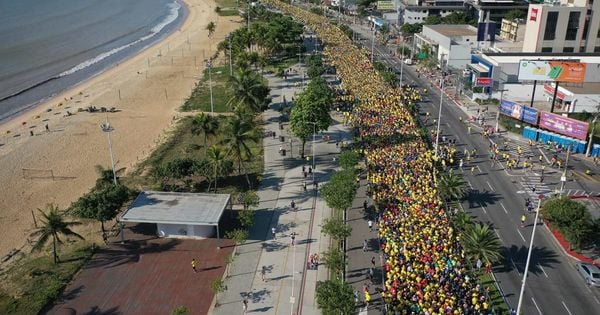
[320,169,358,212]
[290,77,333,154]
[315,279,355,315]
[542,197,597,249]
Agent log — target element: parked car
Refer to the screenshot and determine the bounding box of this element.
[576,262,600,287]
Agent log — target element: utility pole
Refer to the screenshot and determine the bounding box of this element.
[434,54,447,159]
[371,27,375,63]
[559,144,572,195]
[206,59,214,113]
[585,105,599,156]
[495,86,508,132]
[516,195,544,315]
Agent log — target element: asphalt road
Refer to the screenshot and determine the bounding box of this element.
[349,23,600,315]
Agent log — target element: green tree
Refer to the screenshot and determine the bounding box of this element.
[221,115,259,187]
[453,211,474,231]
[321,218,352,241]
[171,306,189,315]
[206,21,216,37]
[400,23,423,35]
[320,169,358,214]
[321,248,347,276]
[438,170,468,201]
[290,77,333,156]
[542,197,594,249]
[238,210,256,228]
[210,278,226,306]
[462,223,502,265]
[229,68,270,112]
[30,204,84,264]
[315,279,355,315]
[71,184,131,235]
[192,113,220,155]
[225,228,249,244]
[505,9,526,21]
[224,253,235,277]
[206,145,233,192]
[424,15,442,25]
[338,150,360,170]
[241,190,260,211]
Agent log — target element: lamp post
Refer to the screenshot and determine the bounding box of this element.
[586,106,599,156]
[516,195,544,315]
[205,59,214,113]
[399,44,405,88]
[308,122,318,180]
[495,87,508,132]
[100,117,117,185]
[434,54,448,159]
[371,26,375,63]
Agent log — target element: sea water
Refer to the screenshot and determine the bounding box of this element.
[0,0,184,121]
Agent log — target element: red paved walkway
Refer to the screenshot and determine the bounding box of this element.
[47,224,233,315]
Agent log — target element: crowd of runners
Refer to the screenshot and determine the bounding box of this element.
[265,1,493,313]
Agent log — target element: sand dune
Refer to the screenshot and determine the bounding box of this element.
[0,0,240,258]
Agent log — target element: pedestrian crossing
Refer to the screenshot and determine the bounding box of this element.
[519,174,554,199]
[564,189,600,197]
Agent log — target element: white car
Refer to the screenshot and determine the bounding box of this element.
[576,262,600,287]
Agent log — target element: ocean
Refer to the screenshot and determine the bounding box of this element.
[0,0,185,121]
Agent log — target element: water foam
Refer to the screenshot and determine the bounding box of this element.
[58,1,181,77]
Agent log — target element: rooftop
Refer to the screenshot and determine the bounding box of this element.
[561,82,600,95]
[481,53,600,66]
[120,191,231,226]
[425,24,477,37]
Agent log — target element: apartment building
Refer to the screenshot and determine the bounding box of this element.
[522,0,600,53]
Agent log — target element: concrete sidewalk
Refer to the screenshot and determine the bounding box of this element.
[214,59,351,314]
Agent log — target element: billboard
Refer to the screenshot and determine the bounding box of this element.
[377,1,395,10]
[500,100,524,120]
[475,77,492,86]
[518,60,587,83]
[522,106,539,125]
[539,112,589,140]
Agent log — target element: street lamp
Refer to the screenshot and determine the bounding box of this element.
[307,122,318,180]
[516,195,544,315]
[100,117,117,185]
[371,27,376,63]
[205,59,214,113]
[494,86,508,132]
[585,106,599,156]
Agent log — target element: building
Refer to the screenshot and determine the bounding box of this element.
[415,24,478,68]
[120,191,232,239]
[467,53,600,113]
[522,0,600,53]
[399,0,468,24]
[467,0,529,25]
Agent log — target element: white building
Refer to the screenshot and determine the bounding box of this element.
[399,0,468,24]
[120,191,232,239]
[415,24,478,68]
[522,0,600,53]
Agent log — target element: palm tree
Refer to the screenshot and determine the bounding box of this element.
[30,204,84,264]
[453,211,473,231]
[228,68,269,112]
[206,21,216,37]
[438,170,467,201]
[221,115,259,188]
[462,223,502,265]
[206,145,233,192]
[191,113,220,155]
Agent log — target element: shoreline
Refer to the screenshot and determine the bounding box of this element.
[0,0,189,127]
[0,0,241,258]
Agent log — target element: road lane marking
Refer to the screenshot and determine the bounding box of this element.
[500,202,508,214]
[531,297,543,315]
[466,180,473,189]
[486,181,495,191]
[594,296,600,305]
[562,301,573,315]
[476,165,482,173]
[494,230,504,244]
[537,263,549,278]
[567,189,572,195]
[517,229,526,242]
[480,205,487,214]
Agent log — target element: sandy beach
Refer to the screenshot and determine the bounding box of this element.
[0,0,240,258]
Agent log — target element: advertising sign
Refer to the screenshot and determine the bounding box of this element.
[518,60,587,83]
[500,100,524,120]
[530,8,538,21]
[475,77,492,86]
[539,112,589,140]
[377,1,395,10]
[522,106,539,125]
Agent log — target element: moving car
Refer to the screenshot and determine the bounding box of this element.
[576,262,600,287]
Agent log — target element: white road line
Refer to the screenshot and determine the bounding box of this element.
[466,180,473,189]
[567,189,572,195]
[500,202,508,214]
[538,263,549,278]
[480,205,487,214]
[594,296,600,305]
[562,301,573,315]
[517,229,526,242]
[476,165,482,173]
[510,258,521,275]
[494,230,504,244]
[531,297,543,315]
[486,181,494,191]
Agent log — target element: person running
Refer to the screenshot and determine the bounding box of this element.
[368,219,373,232]
[291,200,296,210]
[191,258,197,273]
[290,233,296,246]
[271,227,276,239]
[242,299,248,314]
[363,239,368,252]
[261,266,267,281]
[371,256,376,267]
[520,215,526,228]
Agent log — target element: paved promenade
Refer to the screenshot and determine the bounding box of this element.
[214,59,351,314]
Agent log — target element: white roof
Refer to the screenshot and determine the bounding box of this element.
[121,191,230,226]
[482,55,600,66]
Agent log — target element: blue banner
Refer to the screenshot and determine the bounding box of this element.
[522,106,539,125]
[500,100,523,120]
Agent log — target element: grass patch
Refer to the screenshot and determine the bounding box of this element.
[0,243,94,314]
[218,9,239,16]
[478,271,510,314]
[124,115,264,195]
[266,55,299,74]
[215,0,238,8]
[182,66,234,112]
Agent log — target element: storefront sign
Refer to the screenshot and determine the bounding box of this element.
[518,60,587,83]
[543,84,567,100]
[530,8,538,21]
[539,112,589,140]
[475,77,492,86]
